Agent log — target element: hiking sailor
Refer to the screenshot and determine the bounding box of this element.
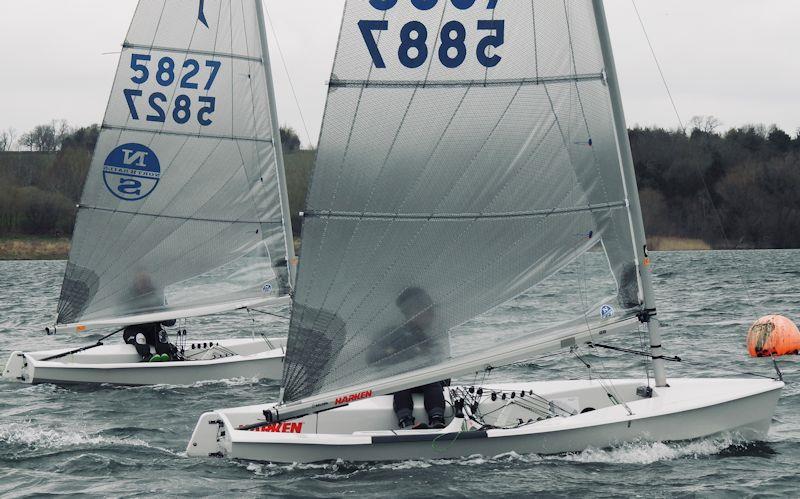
[121,271,178,362]
[368,287,449,429]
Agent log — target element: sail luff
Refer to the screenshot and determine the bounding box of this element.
[255,0,297,290]
[268,315,641,422]
[592,0,666,386]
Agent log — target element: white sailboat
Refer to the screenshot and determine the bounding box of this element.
[3,0,296,386]
[186,0,782,462]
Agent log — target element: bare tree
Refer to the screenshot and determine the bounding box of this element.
[688,115,722,134]
[0,127,17,151]
[18,120,73,152]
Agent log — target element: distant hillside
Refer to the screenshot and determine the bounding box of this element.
[283,150,315,235]
[1,122,799,253]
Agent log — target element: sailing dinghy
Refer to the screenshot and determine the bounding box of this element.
[187,0,783,462]
[3,0,296,386]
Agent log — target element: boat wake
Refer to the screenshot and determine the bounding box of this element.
[242,435,753,477]
[550,435,745,465]
[112,376,276,391]
[0,421,179,459]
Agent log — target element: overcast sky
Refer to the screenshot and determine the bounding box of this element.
[1,0,798,147]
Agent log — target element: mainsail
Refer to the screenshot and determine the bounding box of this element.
[280,0,649,408]
[56,0,295,329]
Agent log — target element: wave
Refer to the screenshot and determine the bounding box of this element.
[0,420,179,457]
[110,376,274,391]
[550,435,743,465]
[243,437,745,477]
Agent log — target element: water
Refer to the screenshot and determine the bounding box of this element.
[1,250,798,497]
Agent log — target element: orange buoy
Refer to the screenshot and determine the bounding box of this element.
[747,315,800,357]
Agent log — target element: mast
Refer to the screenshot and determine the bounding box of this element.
[255,0,298,289]
[592,0,667,387]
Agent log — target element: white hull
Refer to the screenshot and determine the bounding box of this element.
[3,338,285,386]
[187,378,783,463]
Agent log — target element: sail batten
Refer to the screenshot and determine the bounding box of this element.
[329,73,604,88]
[121,42,263,63]
[304,201,627,221]
[281,0,643,404]
[57,0,292,327]
[101,125,274,143]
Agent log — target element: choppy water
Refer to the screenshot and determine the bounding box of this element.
[0,250,798,497]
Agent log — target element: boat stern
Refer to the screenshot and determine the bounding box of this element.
[2,351,32,383]
[187,411,231,458]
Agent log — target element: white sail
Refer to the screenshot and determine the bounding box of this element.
[279,0,648,409]
[57,0,295,328]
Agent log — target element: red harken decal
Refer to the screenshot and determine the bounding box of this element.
[251,422,303,433]
[335,390,373,405]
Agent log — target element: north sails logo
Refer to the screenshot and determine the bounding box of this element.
[102,143,161,201]
[335,390,373,405]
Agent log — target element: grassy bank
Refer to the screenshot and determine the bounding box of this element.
[649,236,712,251]
[0,234,716,261]
[0,237,70,260]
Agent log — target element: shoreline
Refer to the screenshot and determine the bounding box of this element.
[0,237,71,260]
[0,236,782,261]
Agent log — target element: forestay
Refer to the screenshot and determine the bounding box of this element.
[282,0,642,404]
[57,0,294,328]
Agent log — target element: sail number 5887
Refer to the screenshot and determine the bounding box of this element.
[359,19,504,69]
[360,0,503,69]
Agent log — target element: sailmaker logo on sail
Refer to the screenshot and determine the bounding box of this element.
[102,143,161,201]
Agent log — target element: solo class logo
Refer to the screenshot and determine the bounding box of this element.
[102,143,161,201]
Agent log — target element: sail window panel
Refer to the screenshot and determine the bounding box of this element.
[449,249,622,357]
[285,209,619,400]
[60,211,274,324]
[126,0,261,61]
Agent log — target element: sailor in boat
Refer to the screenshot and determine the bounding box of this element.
[121,271,178,362]
[368,287,449,430]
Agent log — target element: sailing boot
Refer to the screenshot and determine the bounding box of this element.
[429,416,446,429]
[398,416,415,429]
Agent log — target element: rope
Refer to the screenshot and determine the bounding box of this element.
[630,0,684,132]
[262,2,314,147]
[630,0,754,305]
[247,308,290,321]
[588,342,682,362]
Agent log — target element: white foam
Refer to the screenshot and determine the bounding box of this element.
[551,435,739,465]
[118,376,266,391]
[0,420,178,455]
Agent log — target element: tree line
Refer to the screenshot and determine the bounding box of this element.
[1,119,799,249]
[631,117,800,248]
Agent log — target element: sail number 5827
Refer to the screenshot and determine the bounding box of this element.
[123,54,220,126]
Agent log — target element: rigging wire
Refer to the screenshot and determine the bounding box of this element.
[630,0,684,132]
[576,253,631,414]
[262,1,314,147]
[630,0,754,305]
[247,307,291,321]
